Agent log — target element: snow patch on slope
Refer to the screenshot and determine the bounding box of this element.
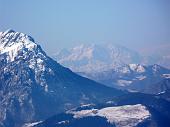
[136,75,146,80]
[23,121,42,127]
[69,104,151,127]
[117,80,132,86]
[162,74,170,79]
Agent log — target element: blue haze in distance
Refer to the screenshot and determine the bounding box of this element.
[0,0,169,55]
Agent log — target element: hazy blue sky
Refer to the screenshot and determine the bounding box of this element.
[0,0,169,55]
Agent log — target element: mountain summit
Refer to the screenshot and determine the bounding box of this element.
[0,30,123,127]
[0,29,37,62]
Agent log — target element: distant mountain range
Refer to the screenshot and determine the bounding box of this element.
[53,43,143,72]
[53,44,170,96]
[53,43,170,72]
[78,64,170,95]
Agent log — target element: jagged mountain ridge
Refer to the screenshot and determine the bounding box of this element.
[0,29,124,127]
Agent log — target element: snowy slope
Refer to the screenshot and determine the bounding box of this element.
[69,104,150,127]
[23,121,42,127]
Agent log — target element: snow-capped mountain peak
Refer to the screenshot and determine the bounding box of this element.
[0,29,50,91]
[53,43,142,72]
[0,29,37,62]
